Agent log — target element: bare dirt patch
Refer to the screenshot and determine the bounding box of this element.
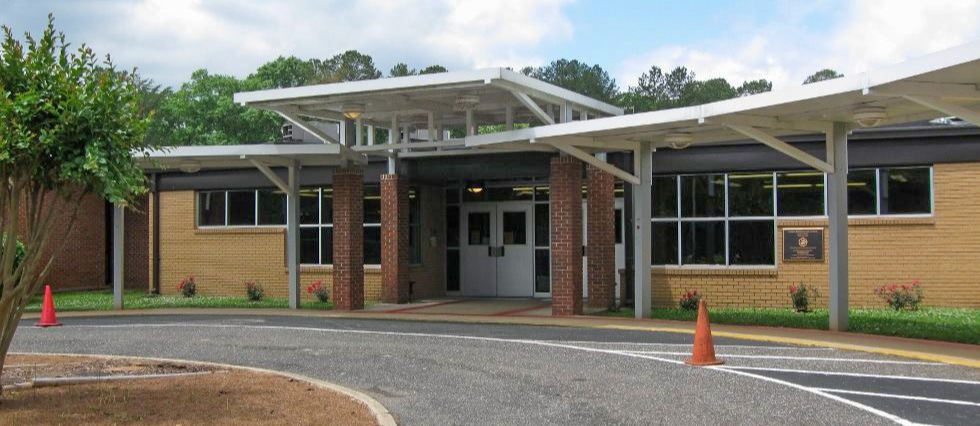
[1,354,379,426]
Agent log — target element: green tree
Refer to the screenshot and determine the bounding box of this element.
[525,59,619,103]
[803,69,843,84]
[153,69,280,145]
[311,50,382,83]
[389,63,416,77]
[250,55,315,89]
[419,64,448,75]
[622,65,772,113]
[0,16,152,389]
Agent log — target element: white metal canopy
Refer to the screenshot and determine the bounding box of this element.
[463,40,980,325]
[465,39,980,182]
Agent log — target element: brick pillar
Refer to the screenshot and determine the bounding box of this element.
[550,156,583,316]
[587,165,615,309]
[333,168,364,311]
[381,174,410,304]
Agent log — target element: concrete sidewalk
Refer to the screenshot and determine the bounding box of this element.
[22,305,980,368]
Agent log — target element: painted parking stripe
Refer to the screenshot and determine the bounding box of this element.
[620,350,942,365]
[811,388,980,407]
[721,366,980,385]
[543,340,836,350]
[37,323,935,425]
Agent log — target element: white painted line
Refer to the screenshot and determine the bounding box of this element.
[711,366,919,426]
[812,388,980,407]
[35,323,935,425]
[722,366,980,385]
[547,341,836,350]
[621,351,942,365]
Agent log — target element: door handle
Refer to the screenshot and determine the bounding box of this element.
[488,246,493,257]
[499,246,505,257]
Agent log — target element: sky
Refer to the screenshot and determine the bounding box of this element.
[2,0,979,91]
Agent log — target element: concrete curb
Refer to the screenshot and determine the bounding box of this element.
[8,352,399,426]
[22,308,980,368]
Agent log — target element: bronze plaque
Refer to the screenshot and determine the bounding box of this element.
[783,228,823,262]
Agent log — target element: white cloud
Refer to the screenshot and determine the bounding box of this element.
[615,0,980,90]
[0,0,575,87]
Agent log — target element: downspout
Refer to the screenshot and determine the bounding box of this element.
[152,173,161,294]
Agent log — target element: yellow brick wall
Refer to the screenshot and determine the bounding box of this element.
[652,162,980,309]
[154,185,446,302]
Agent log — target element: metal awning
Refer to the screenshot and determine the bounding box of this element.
[465,40,980,183]
[138,143,367,171]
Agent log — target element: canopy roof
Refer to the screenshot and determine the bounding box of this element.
[234,68,624,130]
[466,40,980,151]
[138,143,366,172]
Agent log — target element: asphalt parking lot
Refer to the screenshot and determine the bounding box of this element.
[10,315,980,425]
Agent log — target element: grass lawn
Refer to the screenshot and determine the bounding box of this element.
[26,290,332,312]
[596,307,980,345]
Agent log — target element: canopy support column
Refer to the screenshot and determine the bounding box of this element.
[113,205,125,310]
[633,141,653,319]
[827,122,849,331]
[286,160,302,309]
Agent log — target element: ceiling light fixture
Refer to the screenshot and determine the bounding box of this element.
[341,103,365,119]
[664,132,693,150]
[178,160,201,174]
[465,180,485,194]
[453,95,480,112]
[852,106,887,128]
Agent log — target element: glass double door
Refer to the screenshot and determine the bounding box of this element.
[460,202,534,297]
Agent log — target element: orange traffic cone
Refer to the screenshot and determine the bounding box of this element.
[35,285,61,327]
[685,298,723,366]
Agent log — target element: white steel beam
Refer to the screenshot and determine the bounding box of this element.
[541,140,640,185]
[427,112,436,142]
[633,140,653,319]
[353,140,465,152]
[511,90,555,125]
[709,114,831,133]
[112,206,125,310]
[286,160,301,309]
[869,81,980,99]
[276,111,339,144]
[505,105,514,130]
[726,124,834,173]
[827,122,849,331]
[249,159,293,196]
[388,115,399,174]
[902,95,980,127]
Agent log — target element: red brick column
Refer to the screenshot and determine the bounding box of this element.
[550,156,583,316]
[381,174,410,304]
[587,165,615,309]
[332,168,364,310]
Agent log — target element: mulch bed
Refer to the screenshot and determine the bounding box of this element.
[1,354,379,425]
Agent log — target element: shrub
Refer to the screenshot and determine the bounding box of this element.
[679,290,700,311]
[177,276,196,298]
[875,280,924,311]
[307,280,329,303]
[245,281,264,301]
[0,234,25,271]
[789,283,818,313]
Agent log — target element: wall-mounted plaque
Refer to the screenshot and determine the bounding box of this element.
[783,228,823,262]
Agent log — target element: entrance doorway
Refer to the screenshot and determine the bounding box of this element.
[460,202,535,297]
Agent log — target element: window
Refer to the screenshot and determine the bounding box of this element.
[847,169,877,215]
[881,167,931,214]
[363,185,382,265]
[777,172,824,216]
[650,166,933,267]
[227,191,256,226]
[196,183,422,267]
[198,191,226,226]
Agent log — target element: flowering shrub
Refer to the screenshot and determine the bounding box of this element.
[789,283,818,313]
[875,280,924,311]
[307,280,329,303]
[245,281,264,301]
[177,275,196,298]
[679,290,700,311]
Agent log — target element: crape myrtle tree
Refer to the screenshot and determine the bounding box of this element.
[0,16,151,392]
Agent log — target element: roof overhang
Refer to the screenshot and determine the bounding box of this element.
[137,143,367,172]
[233,68,623,129]
[466,40,980,152]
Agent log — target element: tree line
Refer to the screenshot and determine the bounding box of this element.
[140,50,843,146]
